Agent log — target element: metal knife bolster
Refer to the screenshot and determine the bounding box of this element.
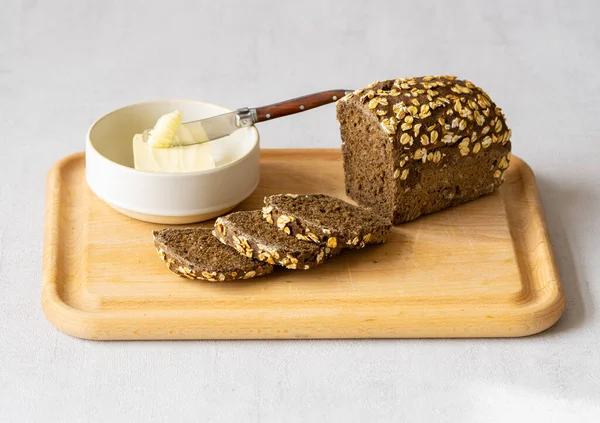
[235,108,258,128]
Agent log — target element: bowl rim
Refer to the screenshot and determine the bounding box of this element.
[86,98,260,177]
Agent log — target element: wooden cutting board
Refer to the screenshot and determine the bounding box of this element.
[42,150,564,340]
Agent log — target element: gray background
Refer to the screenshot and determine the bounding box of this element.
[1,0,599,421]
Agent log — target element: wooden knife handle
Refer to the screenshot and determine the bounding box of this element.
[254,89,352,123]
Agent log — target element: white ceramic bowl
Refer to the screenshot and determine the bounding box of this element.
[86,100,260,224]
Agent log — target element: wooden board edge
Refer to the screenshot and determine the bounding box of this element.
[501,157,565,336]
[42,152,91,338]
[36,305,569,341]
[260,148,341,161]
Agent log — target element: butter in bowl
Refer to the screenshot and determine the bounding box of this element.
[132,110,216,174]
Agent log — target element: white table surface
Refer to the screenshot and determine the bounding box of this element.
[1,1,599,421]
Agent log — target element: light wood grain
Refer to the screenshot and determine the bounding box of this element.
[42,150,565,340]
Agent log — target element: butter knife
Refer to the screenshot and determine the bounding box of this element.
[142,89,353,146]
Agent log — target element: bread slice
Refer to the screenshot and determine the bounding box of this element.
[336,76,511,224]
[153,228,273,281]
[213,210,339,270]
[262,194,392,249]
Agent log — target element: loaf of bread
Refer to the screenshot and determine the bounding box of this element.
[336,76,512,224]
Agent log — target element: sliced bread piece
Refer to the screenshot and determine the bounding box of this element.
[262,194,392,249]
[153,228,273,281]
[213,211,339,270]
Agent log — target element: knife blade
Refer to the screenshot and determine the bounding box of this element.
[177,110,247,145]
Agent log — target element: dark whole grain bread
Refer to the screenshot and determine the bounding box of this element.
[336,75,512,224]
[213,210,339,270]
[153,228,273,281]
[262,194,392,249]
